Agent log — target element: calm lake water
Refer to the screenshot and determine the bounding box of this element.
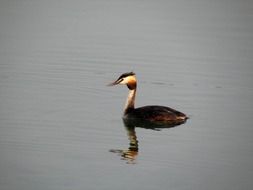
[1,0,253,190]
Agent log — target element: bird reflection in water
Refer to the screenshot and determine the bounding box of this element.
[110,122,138,164]
[110,118,186,164]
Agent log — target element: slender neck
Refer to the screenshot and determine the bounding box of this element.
[124,88,136,114]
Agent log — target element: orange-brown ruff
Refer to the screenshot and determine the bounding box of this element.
[108,72,187,123]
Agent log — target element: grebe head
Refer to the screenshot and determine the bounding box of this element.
[108,72,137,90]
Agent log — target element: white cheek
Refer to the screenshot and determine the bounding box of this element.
[119,79,126,85]
[119,76,135,85]
[124,77,131,83]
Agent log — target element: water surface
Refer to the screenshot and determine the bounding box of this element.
[0,0,253,190]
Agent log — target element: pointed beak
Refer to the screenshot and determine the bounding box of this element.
[107,81,118,86]
[107,78,123,86]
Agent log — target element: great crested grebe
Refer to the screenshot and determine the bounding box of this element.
[108,72,188,123]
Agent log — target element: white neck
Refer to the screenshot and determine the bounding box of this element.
[124,88,136,114]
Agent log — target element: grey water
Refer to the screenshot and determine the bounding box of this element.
[0,0,253,190]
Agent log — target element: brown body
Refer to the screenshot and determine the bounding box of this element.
[125,105,187,123]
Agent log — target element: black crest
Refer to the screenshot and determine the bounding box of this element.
[118,72,135,80]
